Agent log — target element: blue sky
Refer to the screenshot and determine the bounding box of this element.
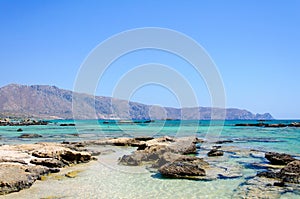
[0,0,299,119]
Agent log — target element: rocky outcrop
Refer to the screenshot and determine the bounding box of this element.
[0,83,273,120]
[207,149,224,157]
[235,122,300,128]
[0,142,92,195]
[265,152,296,165]
[257,158,300,186]
[0,119,48,126]
[117,136,213,180]
[215,140,233,144]
[30,143,91,165]
[119,136,200,166]
[159,161,206,179]
[60,150,91,164]
[0,164,35,195]
[278,160,300,183]
[0,164,55,195]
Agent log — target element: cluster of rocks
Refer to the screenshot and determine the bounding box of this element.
[0,142,92,195]
[0,119,48,126]
[235,122,300,128]
[116,136,210,180]
[94,136,300,197]
[92,136,240,180]
[234,151,300,198]
[1,135,299,197]
[258,152,300,184]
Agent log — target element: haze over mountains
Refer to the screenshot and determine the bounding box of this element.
[0,84,273,120]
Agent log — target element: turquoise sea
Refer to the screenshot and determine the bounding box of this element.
[1,120,300,198]
[1,120,300,155]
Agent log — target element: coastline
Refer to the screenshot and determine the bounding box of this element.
[0,135,300,198]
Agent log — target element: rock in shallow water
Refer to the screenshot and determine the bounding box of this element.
[159,162,206,179]
[257,160,300,184]
[265,152,296,165]
[18,133,42,138]
[279,160,300,183]
[207,149,224,157]
[119,136,201,166]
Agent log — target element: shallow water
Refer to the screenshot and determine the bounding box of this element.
[2,146,246,199]
[1,120,300,198]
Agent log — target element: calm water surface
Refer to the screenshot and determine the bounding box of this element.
[0,120,299,198]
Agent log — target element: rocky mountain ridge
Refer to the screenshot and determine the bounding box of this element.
[0,84,273,120]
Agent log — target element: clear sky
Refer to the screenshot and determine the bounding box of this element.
[0,0,299,119]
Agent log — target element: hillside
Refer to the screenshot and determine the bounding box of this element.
[0,84,273,120]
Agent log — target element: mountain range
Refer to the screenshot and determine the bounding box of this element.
[0,84,273,120]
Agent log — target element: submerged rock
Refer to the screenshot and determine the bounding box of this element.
[18,133,42,138]
[215,140,233,144]
[265,152,296,165]
[207,149,224,157]
[65,170,81,178]
[59,123,75,126]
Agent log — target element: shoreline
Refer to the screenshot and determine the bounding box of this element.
[0,136,299,198]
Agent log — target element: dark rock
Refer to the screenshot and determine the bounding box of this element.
[273,181,285,187]
[234,122,300,128]
[215,140,233,144]
[60,150,91,164]
[18,133,42,138]
[257,160,300,184]
[265,152,296,165]
[134,136,154,141]
[207,149,224,157]
[49,168,60,173]
[0,119,49,126]
[257,171,279,179]
[279,160,300,183]
[59,123,75,126]
[25,165,52,176]
[159,162,206,179]
[17,128,23,132]
[136,143,148,150]
[69,133,79,137]
[30,158,66,168]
